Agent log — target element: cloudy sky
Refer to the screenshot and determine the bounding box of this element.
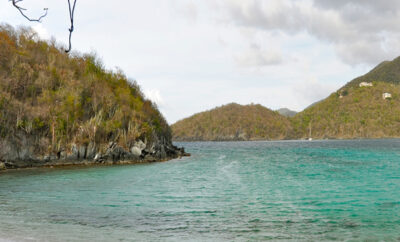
[1,0,400,123]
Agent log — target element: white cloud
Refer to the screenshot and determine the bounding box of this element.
[215,0,400,65]
[172,0,198,23]
[235,43,283,67]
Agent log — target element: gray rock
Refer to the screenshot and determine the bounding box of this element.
[135,140,146,151]
[0,129,188,169]
[67,144,79,160]
[130,146,142,157]
[144,154,156,162]
[86,143,96,160]
[60,151,67,159]
[78,145,86,159]
[145,143,155,154]
[105,145,128,161]
[0,140,18,161]
[160,145,166,159]
[94,153,102,162]
[71,144,78,155]
[18,147,33,160]
[43,155,57,161]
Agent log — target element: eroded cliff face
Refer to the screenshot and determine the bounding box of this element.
[0,131,188,170]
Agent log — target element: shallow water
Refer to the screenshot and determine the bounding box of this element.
[1,139,400,241]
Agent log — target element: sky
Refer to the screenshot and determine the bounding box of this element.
[1,0,400,124]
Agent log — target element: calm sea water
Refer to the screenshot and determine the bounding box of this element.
[1,140,400,241]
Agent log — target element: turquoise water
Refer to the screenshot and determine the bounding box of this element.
[1,140,400,241]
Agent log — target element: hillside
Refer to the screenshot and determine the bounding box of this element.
[173,56,400,141]
[172,103,292,141]
[292,56,400,139]
[343,57,400,88]
[0,25,185,169]
[276,108,297,117]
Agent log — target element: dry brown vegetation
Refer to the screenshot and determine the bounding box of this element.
[172,103,292,141]
[291,57,400,139]
[173,57,400,141]
[0,24,170,155]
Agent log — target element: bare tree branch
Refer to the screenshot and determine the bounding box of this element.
[11,0,78,53]
[9,0,76,53]
[65,0,77,53]
[10,0,48,22]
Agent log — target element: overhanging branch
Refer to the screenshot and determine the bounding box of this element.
[65,0,77,53]
[10,0,48,22]
[10,0,78,53]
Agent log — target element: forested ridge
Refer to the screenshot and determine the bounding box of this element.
[173,57,400,141]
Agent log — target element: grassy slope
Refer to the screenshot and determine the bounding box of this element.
[292,57,400,139]
[173,56,400,141]
[0,25,170,155]
[172,103,292,141]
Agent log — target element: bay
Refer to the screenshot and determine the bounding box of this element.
[1,139,400,241]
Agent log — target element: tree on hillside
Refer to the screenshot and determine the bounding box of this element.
[10,0,77,53]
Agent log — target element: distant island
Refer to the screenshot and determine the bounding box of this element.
[172,56,400,141]
[0,25,187,171]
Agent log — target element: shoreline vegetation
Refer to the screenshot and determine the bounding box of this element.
[172,56,400,142]
[0,24,189,172]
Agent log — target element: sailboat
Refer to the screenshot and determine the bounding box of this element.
[308,121,312,141]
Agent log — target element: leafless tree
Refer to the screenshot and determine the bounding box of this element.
[10,0,77,53]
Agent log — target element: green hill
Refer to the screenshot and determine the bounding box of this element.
[292,56,400,139]
[171,103,292,141]
[344,57,400,88]
[0,24,184,169]
[173,56,400,141]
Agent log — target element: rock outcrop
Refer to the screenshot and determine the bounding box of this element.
[0,132,189,170]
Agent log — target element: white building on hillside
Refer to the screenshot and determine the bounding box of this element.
[383,93,392,99]
[359,82,373,87]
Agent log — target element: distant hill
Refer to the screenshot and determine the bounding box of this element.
[173,56,400,141]
[343,57,400,88]
[276,108,297,117]
[172,103,292,141]
[292,56,400,139]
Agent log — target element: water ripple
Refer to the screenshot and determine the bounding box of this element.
[0,139,400,241]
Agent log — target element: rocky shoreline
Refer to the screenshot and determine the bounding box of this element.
[0,136,190,171]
